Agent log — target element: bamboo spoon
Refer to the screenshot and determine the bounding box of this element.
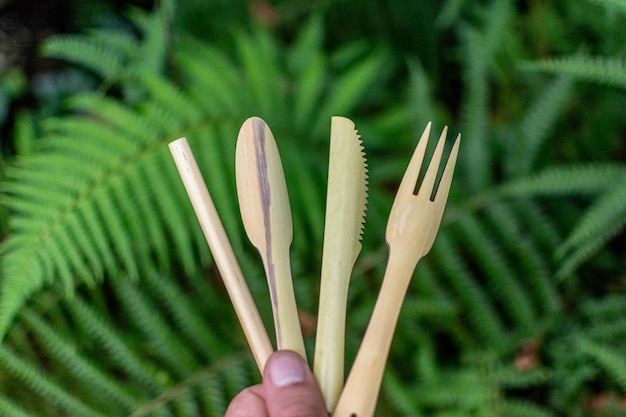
[168,137,273,373]
[314,116,368,412]
[235,117,306,359]
[333,123,460,417]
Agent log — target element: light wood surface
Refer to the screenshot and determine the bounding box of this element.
[314,116,368,412]
[235,117,306,359]
[333,124,460,417]
[168,137,273,373]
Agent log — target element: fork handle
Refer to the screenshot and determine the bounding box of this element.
[332,254,415,417]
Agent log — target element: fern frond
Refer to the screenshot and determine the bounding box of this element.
[556,182,626,278]
[312,50,387,138]
[486,202,560,316]
[456,215,536,333]
[110,276,200,378]
[0,394,36,417]
[583,0,626,14]
[435,0,466,29]
[581,294,626,320]
[499,164,626,197]
[514,200,562,255]
[64,296,163,394]
[0,87,207,334]
[0,345,108,417]
[581,295,626,342]
[521,55,626,88]
[577,337,626,391]
[69,93,162,142]
[20,310,140,414]
[509,76,573,176]
[288,16,327,130]
[129,8,169,74]
[502,399,557,417]
[41,33,135,81]
[138,72,204,125]
[175,39,242,117]
[459,26,490,190]
[279,140,326,255]
[407,59,437,132]
[495,365,552,389]
[13,110,37,157]
[235,28,283,118]
[128,355,253,417]
[142,270,228,361]
[458,0,513,190]
[412,368,495,413]
[432,231,508,350]
[383,371,425,417]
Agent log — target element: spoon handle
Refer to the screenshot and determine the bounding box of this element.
[268,246,306,357]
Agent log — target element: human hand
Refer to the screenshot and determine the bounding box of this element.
[225,350,328,417]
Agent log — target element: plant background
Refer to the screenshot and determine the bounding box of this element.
[1,0,625,416]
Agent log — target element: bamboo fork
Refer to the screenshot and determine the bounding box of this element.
[333,123,460,417]
[168,137,273,373]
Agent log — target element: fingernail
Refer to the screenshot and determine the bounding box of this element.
[268,353,307,387]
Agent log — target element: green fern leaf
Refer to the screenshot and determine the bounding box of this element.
[0,394,37,417]
[502,399,557,417]
[486,203,560,316]
[583,0,626,15]
[312,49,387,138]
[456,215,537,333]
[383,371,425,416]
[176,40,243,117]
[41,33,134,81]
[521,55,626,88]
[110,276,200,378]
[142,270,228,361]
[0,85,206,335]
[407,59,437,132]
[64,296,164,394]
[459,26,490,190]
[510,76,573,176]
[432,231,508,349]
[500,164,626,197]
[556,182,626,278]
[558,181,626,255]
[0,345,108,417]
[130,8,169,74]
[288,17,327,130]
[436,0,466,29]
[581,295,626,342]
[13,110,37,157]
[20,310,140,414]
[235,28,283,118]
[577,337,626,391]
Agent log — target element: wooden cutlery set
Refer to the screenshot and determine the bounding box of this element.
[169,116,460,417]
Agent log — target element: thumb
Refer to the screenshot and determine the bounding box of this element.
[262,350,328,417]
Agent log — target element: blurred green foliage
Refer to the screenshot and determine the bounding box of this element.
[0,0,625,416]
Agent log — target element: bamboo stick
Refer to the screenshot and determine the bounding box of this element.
[169,137,273,373]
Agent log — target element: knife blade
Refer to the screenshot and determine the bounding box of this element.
[314,116,369,412]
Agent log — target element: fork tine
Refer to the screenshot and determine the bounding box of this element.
[397,122,431,197]
[418,126,448,199]
[435,133,460,203]
[423,133,460,253]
